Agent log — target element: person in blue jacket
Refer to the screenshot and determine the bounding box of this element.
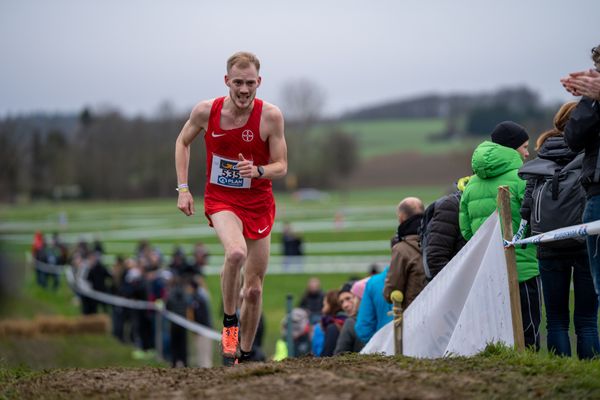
[355,266,393,343]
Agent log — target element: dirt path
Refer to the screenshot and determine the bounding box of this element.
[5,354,589,400]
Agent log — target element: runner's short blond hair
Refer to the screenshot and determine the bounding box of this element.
[227,51,260,73]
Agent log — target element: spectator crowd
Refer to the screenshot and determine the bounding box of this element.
[278,44,600,360]
[31,43,600,363]
[32,235,215,368]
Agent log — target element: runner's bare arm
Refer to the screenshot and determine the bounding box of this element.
[258,104,287,180]
[175,100,212,216]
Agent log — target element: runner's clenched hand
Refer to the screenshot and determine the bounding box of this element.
[177,191,195,216]
[238,153,256,178]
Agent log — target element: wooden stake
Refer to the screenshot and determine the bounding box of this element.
[497,186,525,351]
[391,290,404,355]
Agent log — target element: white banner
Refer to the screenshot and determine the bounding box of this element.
[361,211,514,357]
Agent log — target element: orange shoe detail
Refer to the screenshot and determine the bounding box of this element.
[223,356,239,367]
[221,326,239,358]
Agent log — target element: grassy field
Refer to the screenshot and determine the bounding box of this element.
[0,335,166,369]
[312,118,481,159]
[0,187,448,367]
[0,186,447,261]
[0,269,359,368]
[1,185,598,368]
[0,119,595,397]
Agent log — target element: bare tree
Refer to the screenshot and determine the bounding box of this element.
[279,78,327,190]
[281,78,326,129]
[0,120,27,202]
[278,78,360,189]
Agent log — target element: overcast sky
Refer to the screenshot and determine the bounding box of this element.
[1,0,599,118]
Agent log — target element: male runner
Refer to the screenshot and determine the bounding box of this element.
[175,52,287,364]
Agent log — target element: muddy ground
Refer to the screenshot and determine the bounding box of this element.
[4,353,596,400]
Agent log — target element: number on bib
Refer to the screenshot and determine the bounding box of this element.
[210,154,251,189]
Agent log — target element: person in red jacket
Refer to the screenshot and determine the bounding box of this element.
[175,51,287,364]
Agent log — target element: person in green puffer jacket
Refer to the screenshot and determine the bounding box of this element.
[459,121,541,351]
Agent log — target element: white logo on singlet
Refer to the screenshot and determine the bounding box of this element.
[212,132,226,138]
[242,130,254,142]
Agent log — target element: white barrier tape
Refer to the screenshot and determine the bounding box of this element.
[33,260,66,275]
[160,308,222,341]
[511,219,528,243]
[65,268,156,310]
[510,220,600,246]
[64,267,222,341]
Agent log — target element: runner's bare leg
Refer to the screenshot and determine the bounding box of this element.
[239,235,270,352]
[210,211,247,316]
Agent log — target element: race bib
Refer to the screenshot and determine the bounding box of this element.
[210,154,251,189]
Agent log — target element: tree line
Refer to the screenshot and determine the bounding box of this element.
[0,105,359,202]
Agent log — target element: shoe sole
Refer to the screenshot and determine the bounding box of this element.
[223,357,238,367]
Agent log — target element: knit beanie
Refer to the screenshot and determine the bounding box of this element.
[351,277,369,300]
[339,281,354,295]
[490,121,529,150]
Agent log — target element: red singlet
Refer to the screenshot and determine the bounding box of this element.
[203,97,275,239]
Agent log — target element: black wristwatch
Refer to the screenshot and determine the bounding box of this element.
[257,165,265,178]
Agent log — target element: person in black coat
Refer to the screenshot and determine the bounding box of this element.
[563,44,600,307]
[282,222,304,271]
[168,247,189,278]
[421,176,470,281]
[166,277,191,368]
[299,277,325,325]
[320,289,346,357]
[561,45,600,318]
[86,252,112,314]
[538,101,600,359]
[187,279,213,367]
[334,280,365,355]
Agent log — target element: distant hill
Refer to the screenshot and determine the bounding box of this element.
[341,86,542,121]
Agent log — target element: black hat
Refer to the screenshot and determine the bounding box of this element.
[491,121,529,150]
[339,282,354,295]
